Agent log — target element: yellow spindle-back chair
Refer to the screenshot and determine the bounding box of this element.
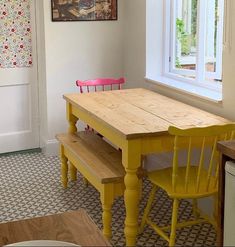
[140,123,235,246]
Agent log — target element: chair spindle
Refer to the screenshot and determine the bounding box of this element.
[206,136,218,191]
[185,137,192,192]
[196,137,206,192]
[231,131,235,140]
[172,136,179,192]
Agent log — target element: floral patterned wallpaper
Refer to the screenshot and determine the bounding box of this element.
[0,0,32,68]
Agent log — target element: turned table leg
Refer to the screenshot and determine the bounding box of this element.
[124,168,140,246]
[123,140,142,246]
[66,102,78,134]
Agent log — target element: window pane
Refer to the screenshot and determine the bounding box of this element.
[173,0,198,75]
[167,0,224,85]
[205,0,223,81]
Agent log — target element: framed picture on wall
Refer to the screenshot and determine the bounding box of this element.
[51,0,117,21]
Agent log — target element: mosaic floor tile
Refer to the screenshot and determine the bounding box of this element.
[0,152,216,246]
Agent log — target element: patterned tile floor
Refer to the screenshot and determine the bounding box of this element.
[0,151,216,246]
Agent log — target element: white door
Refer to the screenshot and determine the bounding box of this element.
[0,0,39,154]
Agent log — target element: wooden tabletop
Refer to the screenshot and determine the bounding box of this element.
[0,209,110,246]
[64,88,230,139]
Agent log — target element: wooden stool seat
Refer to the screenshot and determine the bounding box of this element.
[0,209,110,246]
[56,132,125,239]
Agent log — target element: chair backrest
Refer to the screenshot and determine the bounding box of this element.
[76,77,125,93]
[168,123,235,195]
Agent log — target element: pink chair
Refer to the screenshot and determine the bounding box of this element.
[76,77,125,93]
[76,77,125,132]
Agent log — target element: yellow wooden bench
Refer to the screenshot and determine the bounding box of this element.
[56,131,125,239]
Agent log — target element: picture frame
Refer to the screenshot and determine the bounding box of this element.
[51,0,117,22]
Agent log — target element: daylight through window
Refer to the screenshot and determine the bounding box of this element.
[164,0,224,87]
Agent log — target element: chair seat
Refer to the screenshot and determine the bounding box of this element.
[148,166,217,199]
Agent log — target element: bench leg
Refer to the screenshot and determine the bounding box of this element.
[60,145,68,188]
[83,177,89,187]
[70,162,77,181]
[100,184,114,240]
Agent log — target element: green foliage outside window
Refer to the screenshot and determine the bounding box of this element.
[176,18,191,55]
[175,0,198,68]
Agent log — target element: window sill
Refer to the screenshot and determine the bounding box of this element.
[145,76,222,103]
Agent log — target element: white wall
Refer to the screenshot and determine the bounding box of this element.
[39,0,124,154]
[123,0,146,88]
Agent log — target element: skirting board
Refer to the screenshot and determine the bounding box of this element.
[41,124,87,156]
[41,138,59,156]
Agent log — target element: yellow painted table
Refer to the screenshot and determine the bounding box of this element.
[63,88,229,246]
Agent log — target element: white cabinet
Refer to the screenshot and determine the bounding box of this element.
[224,161,235,246]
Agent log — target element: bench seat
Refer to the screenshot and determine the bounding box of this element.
[56,131,126,240]
[56,132,124,184]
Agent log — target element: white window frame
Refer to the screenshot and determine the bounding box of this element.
[163,0,224,91]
